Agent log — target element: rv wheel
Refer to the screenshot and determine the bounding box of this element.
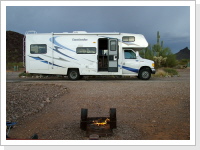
[139,68,151,80]
[68,69,80,80]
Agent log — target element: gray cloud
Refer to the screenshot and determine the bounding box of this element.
[6,6,190,53]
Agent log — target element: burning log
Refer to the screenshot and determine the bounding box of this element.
[92,118,110,126]
[80,108,117,137]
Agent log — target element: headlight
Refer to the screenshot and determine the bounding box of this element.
[152,63,155,67]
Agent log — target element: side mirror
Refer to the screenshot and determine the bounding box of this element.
[136,51,139,57]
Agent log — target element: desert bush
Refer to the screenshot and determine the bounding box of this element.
[163,68,178,76]
[153,69,168,77]
[18,72,31,77]
[153,68,179,77]
[6,62,24,70]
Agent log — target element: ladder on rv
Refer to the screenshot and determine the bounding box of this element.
[23,31,37,67]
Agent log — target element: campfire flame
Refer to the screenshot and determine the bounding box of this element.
[92,118,110,126]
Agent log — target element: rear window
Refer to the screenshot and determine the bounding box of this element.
[30,44,47,54]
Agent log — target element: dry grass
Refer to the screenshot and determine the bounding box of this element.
[154,69,168,77]
[153,68,179,77]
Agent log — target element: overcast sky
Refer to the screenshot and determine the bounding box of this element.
[6,6,190,53]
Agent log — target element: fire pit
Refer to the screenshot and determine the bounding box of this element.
[80,108,117,137]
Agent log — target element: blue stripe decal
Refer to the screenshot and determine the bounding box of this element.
[30,56,43,60]
[29,56,65,68]
[48,61,64,68]
[50,37,75,52]
[122,42,140,46]
[51,46,77,60]
[119,65,139,73]
[41,60,49,64]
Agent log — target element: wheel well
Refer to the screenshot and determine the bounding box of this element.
[139,66,151,73]
[67,68,79,75]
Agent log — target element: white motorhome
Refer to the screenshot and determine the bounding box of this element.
[24,31,156,80]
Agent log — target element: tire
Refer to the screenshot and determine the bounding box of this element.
[68,69,80,80]
[139,68,151,80]
[110,108,117,129]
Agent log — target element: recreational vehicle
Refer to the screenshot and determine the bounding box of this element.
[24,31,156,80]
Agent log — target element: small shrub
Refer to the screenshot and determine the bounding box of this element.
[18,72,31,77]
[153,68,179,77]
[153,69,168,77]
[163,68,178,76]
[6,62,24,70]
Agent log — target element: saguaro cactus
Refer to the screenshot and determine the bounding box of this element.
[157,31,160,45]
[161,41,164,48]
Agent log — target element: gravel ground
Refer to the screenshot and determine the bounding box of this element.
[6,69,190,140]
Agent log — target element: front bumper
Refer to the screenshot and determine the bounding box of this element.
[151,68,156,74]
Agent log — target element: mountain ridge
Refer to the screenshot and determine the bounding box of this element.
[6,30,24,63]
[175,47,190,60]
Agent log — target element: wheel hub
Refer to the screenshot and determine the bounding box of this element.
[142,71,149,78]
[71,71,77,79]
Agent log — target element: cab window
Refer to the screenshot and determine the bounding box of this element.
[124,50,136,59]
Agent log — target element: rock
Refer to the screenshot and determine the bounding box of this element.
[33,109,38,113]
[46,98,51,103]
[89,134,99,140]
[40,103,44,108]
[46,99,51,103]
[24,88,29,91]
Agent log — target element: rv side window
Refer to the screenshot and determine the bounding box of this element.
[30,44,47,54]
[124,50,136,59]
[76,47,96,54]
[122,36,135,42]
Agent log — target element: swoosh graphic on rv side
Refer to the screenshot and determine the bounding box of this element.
[121,42,140,46]
[118,65,139,73]
[50,46,77,60]
[29,56,65,68]
[122,66,139,73]
[42,54,70,62]
[49,37,76,52]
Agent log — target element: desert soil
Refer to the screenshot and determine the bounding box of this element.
[6,69,190,140]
